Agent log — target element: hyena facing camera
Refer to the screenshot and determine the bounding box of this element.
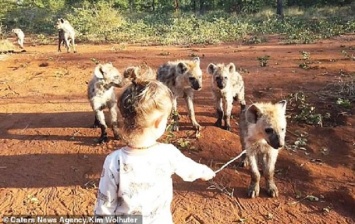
[12,28,25,49]
[157,57,203,131]
[56,18,76,53]
[207,62,246,131]
[239,100,287,198]
[87,63,124,144]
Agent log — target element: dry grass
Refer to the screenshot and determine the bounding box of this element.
[319,78,355,101]
[0,39,15,53]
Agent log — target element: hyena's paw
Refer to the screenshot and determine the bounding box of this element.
[214,119,222,128]
[266,183,279,198]
[193,123,202,131]
[225,125,231,131]
[247,183,260,198]
[237,154,248,167]
[171,124,179,132]
[97,135,109,144]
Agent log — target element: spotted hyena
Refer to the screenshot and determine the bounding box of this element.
[87,63,123,144]
[207,62,246,131]
[157,57,202,131]
[239,100,287,198]
[56,18,76,53]
[11,28,24,49]
[123,64,155,83]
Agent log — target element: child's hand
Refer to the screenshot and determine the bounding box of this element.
[200,166,215,181]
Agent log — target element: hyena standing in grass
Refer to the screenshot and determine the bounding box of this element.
[11,28,25,49]
[88,63,123,144]
[56,18,76,53]
[157,57,203,131]
[207,62,246,131]
[239,100,287,198]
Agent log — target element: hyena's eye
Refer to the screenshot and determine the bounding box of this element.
[224,76,228,80]
[265,128,274,134]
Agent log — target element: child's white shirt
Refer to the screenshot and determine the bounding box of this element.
[94,143,212,224]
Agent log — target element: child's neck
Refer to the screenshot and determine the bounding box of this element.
[127,131,158,150]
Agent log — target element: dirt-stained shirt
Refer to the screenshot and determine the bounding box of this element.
[94,143,212,224]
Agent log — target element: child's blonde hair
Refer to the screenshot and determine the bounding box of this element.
[119,79,173,142]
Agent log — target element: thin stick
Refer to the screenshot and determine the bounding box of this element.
[214,150,246,174]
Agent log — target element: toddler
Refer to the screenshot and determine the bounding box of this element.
[94,79,215,223]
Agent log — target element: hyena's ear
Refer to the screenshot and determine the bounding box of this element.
[277,100,287,113]
[123,67,138,79]
[177,62,188,74]
[207,63,217,75]
[192,57,200,65]
[246,104,262,124]
[227,63,236,73]
[94,64,105,79]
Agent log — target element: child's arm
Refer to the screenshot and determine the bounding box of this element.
[94,154,120,215]
[170,146,215,182]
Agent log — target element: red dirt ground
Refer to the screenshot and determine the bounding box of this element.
[0,35,354,224]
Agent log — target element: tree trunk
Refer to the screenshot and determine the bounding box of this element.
[199,0,205,14]
[152,0,155,11]
[192,0,196,12]
[276,0,284,18]
[175,0,179,12]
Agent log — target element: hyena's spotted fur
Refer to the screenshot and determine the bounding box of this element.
[87,63,123,144]
[239,100,287,198]
[123,65,155,83]
[157,57,202,131]
[207,62,246,131]
[12,28,24,49]
[56,18,76,53]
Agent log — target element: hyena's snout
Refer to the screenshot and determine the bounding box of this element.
[265,128,284,149]
[189,77,202,90]
[112,78,123,87]
[215,77,226,89]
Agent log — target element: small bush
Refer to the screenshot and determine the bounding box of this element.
[67,2,126,43]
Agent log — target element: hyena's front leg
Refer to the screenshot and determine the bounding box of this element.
[18,39,24,49]
[64,37,70,53]
[95,109,108,144]
[238,86,246,110]
[108,101,120,140]
[71,36,76,53]
[224,98,233,131]
[215,97,223,128]
[171,97,179,131]
[263,150,279,197]
[184,92,201,131]
[247,154,261,198]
